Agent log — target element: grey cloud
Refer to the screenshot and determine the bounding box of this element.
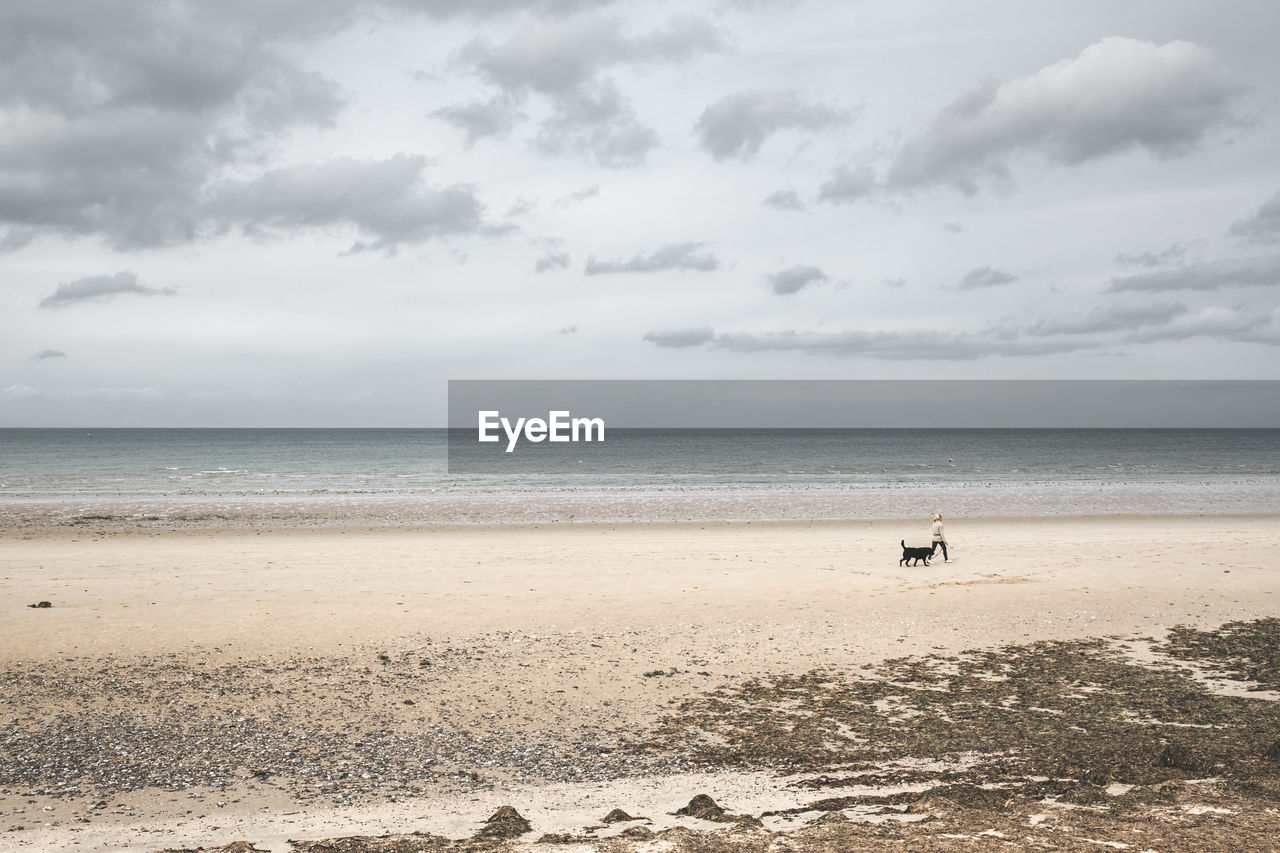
[451,13,722,166]
[383,0,619,18]
[0,226,37,252]
[887,37,1238,194]
[1228,190,1280,245]
[762,189,806,211]
[943,221,963,234]
[458,13,723,97]
[0,4,299,115]
[0,110,220,249]
[1108,254,1280,292]
[556,324,578,335]
[1023,301,1188,336]
[695,90,848,161]
[709,329,1082,361]
[706,311,1280,361]
[992,302,1279,348]
[817,165,875,204]
[0,3,352,250]
[1126,306,1280,345]
[958,266,1018,289]
[638,323,1094,360]
[532,81,657,167]
[768,265,828,295]
[504,197,536,218]
[206,154,485,252]
[39,271,175,309]
[2,1,600,252]
[535,251,571,272]
[34,349,67,360]
[585,241,719,274]
[1115,241,1195,267]
[554,185,600,207]
[433,95,524,144]
[642,327,715,347]
[882,277,906,288]
[239,65,346,134]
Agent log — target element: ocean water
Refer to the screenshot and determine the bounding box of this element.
[1,428,1278,522]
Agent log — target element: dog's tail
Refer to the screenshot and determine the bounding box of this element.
[901,539,906,548]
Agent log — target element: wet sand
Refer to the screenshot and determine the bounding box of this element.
[2,515,1280,851]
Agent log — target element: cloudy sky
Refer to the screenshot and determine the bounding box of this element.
[2,0,1279,426]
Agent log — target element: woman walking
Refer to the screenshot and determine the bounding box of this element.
[931,513,952,563]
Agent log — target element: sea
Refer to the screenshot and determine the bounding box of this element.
[1,428,1278,525]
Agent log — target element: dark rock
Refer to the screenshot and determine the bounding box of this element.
[672,794,761,826]
[601,808,638,823]
[619,825,654,839]
[1158,741,1211,773]
[475,804,531,839]
[28,601,52,609]
[656,826,701,843]
[674,794,726,820]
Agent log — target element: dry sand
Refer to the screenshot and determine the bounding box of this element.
[3,515,1280,851]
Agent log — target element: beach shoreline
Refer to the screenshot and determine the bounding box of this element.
[4,514,1280,851]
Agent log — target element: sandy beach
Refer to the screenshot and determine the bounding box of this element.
[4,514,1280,852]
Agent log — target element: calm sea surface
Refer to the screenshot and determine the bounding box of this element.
[2,428,1278,521]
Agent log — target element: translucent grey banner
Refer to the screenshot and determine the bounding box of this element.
[449,380,1278,428]
[446,380,1280,475]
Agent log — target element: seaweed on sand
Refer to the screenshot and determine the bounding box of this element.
[633,630,1280,789]
[1161,617,1280,690]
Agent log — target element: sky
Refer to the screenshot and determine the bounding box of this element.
[2,0,1279,426]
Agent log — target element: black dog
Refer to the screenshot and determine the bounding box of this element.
[900,539,932,566]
